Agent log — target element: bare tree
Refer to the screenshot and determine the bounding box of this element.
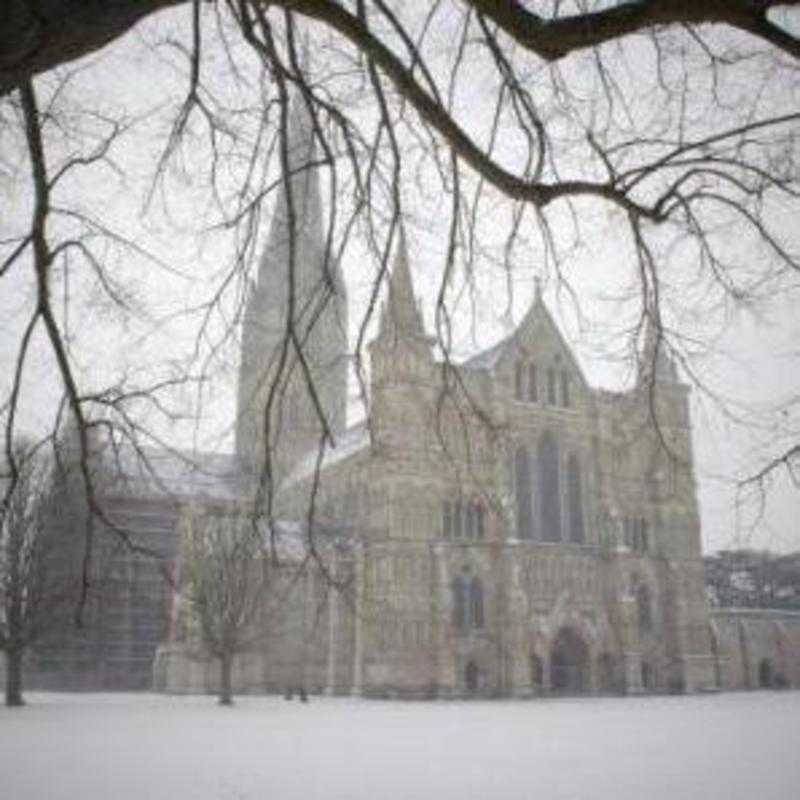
[181,504,270,705]
[0,440,69,706]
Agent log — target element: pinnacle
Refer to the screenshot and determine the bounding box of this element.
[378,226,427,341]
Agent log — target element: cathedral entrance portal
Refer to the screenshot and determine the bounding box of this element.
[550,627,589,693]
[465,660,480,693]
[597,653,617,694]
[758,658,774,688]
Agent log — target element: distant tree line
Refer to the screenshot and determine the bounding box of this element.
[705,550,800,611]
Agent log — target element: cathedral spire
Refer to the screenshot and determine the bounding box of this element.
[235,87,348,479]
[253,88,324,293]
[377,227,428,343]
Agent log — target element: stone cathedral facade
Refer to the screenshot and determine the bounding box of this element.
[152,100,799,699]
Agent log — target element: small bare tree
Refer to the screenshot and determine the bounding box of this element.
[0,440,67,706]
[182,504,268,705]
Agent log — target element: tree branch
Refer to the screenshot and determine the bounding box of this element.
[3,1,799,97]
[468,1,800,63]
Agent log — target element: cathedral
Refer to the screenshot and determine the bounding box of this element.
[150,97,799,699]
[20,95,796,698]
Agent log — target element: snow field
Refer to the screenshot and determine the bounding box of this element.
[1,691,799,800]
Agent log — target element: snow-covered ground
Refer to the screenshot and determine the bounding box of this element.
[2,691,798,800]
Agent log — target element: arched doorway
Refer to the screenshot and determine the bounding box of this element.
[709,626,722,689]
[737,621,752,688]
[465,660,480,693]
[530,654,544,691]
[772,623,787,687]
[550,627,589,693]
[597,653,617,694]
[758,658,773,689]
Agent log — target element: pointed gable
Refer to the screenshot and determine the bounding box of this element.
[516,286,585,374]
[462,282,590,408]
[469,285,584,376]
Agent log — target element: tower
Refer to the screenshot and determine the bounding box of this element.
[634,313,715,691]
[235,95,348,485]
[368,229,435,452]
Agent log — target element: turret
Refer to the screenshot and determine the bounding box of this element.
[635,312,698,558]
[369,230,434,451]
[636,311,689,440]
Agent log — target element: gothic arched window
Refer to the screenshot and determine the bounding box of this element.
[453,499,463,539]
[514,362,525,400]
[464,500,484,539]
[442,501,452,539]
[470,577,484,629]
[475,502,485,539]
[547,367,557,405]
[452,576,468,631]
[539,432,561,542]
[623,517,633,549]
[528,364,538,402]
[515,446,533,540]
[637,583,653,633]
[567,454,585,543]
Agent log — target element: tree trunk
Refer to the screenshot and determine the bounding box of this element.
[219,653,233,706]
[5,648,25,707]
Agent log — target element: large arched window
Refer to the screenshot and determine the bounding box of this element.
[539,432,561,542]
[528,364,538,402]
[465,500,485,540]
[470,577,484,629]
[452,576,468,631]
[636,583,653,633]
[547,367,557,405]
[515,446,533,540]
[567,454,585,543]
[514,361,525,400]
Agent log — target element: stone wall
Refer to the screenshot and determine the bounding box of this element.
[711,609,800,690]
